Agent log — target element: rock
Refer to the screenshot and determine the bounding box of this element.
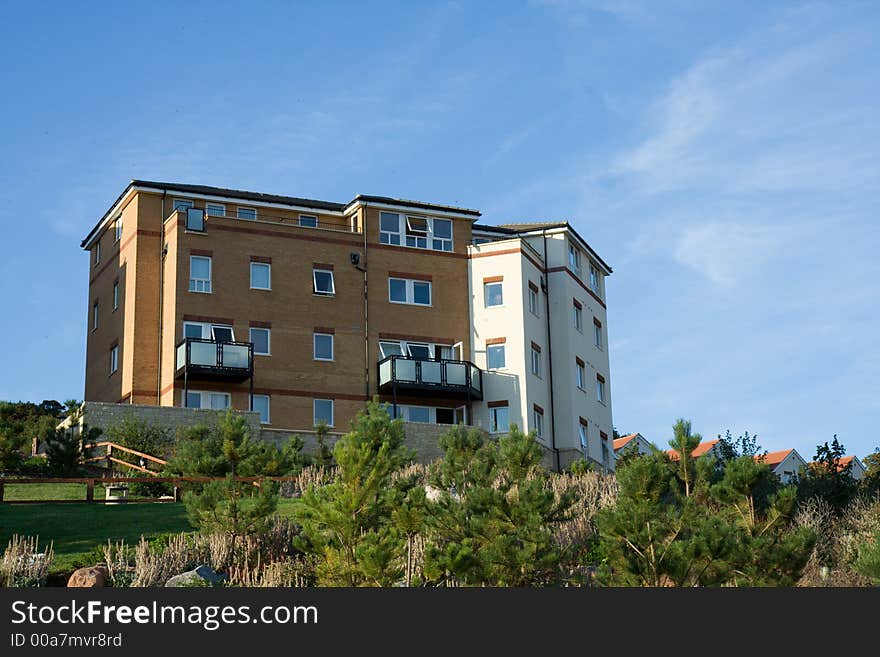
[165,564,227,587]
[67,565,109,588]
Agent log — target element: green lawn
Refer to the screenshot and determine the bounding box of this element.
[2,482,89,501]
[0,498,301,579]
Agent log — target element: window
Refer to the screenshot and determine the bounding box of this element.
[185,207,205,231]
[314,332,334,361]
[528,283,539,316]
[490,405,509,433]
[579,422,589,454]
[531,344,541,377]
[211,325,234,342]
[252,394,270,424]
[533,407,544,438]
[94,241,101,265]
[92,301,99,331]
[406,343,431,359]
[568,242,581,275]
[594,318,603,349]
[590,264,601,294]
[379,341,404,358]
[173,199,193,211]
[484,282,503,307]
[596,374,606,403]
[487,344,506,370]
[388,277,431,306]
[185,391,230,410]
[109,345,118,374]
[113,216,123,242]
[250,263,271,290]
[379,212,402,245]
[112,282,119,311]
[249,328,270,355]
[379,212,453,251]
[601,432,610,466]
[206,203,225,217]
[407,406,431,423]
[189,256,212,293]
[573,300,583,332]
[432,219,452,251]
[299,215,318,228]
[314,399,334,426]
[576,359,585,390]
[313,268,335,296]
[237,207,257,220]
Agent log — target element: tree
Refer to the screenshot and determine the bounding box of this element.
[0,399,68,471]
[797,435,858,513]
[421,424,574,586]
[715,429,763,462]
[106,416,175,495]
[312,420,333,467]
[43,404,100,476]
[862,449,880,495]
[667,418,703,497]
[294,400,414,586]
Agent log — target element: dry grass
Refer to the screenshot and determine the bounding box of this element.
[0,535,54,587]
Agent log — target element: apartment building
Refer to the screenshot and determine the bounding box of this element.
[81,180,613,470]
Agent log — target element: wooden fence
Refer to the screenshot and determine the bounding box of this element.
[81,441,168,475]
[0,475,299,504]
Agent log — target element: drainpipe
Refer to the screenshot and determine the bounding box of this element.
[156,190,167,406]
[542,229,561,472]
[361,205,370,400]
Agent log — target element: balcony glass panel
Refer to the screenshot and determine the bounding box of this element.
[379,359,393,386]
[221,343,249,369]
[446,362,467,386]
[190,341,217,366]
[395,359,417,382]
[421,360,442,384]
[176,343,186,370]
[470,365,481,391]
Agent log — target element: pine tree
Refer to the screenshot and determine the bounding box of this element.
[667,418,703,497]
[294,400,414,586]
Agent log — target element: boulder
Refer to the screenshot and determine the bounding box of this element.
[67,565,109,588]
[165,564,227,587]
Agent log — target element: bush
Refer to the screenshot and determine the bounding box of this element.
[0,535,54,587]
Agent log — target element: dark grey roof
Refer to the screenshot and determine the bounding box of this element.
[351,194,481,217]
[497,221,567,231]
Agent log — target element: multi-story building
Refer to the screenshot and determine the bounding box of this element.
[80,180,613,470]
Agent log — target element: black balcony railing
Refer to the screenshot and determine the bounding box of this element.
[175,338,253,382]
[377,355,483,400]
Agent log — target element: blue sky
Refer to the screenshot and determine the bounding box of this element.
[0,1,877,459]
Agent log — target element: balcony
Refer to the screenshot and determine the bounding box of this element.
[175,338,253,382]
[378,355,483,400]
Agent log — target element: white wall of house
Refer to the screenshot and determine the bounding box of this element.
[614,434,655,461]
[770,450,808,484]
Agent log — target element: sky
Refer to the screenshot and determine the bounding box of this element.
[0,1,877,459]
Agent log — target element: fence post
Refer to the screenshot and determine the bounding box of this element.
[173,479,181,502]
[0,481,4,503]
[86,479,94,502]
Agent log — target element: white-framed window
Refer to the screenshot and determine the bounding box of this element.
[113,216,123,242]
[92,301,99,331]
[531,344,541,377]
[109,345,118,374]
[94,241,101,265]
[249,327,270,355]
[112,281,119,311]
[388,277,432,306]
[313,268,335,296]
[590,263,601,295]
[380,211,402,245]
[573,301,583,332]
[487,344,506,370]
[299,215,318,228]
[594,318,603,349]
[314,332,334,361]
[237,207,257,220]
[489,405,509,434]
[211,325,234,342]
[250,262,271,290]
[185,390,230,410]
[568,242,581,276]
[579,422,589,454]
[596,375,606,403]
[576,360,586,390]
[379,340,405,358]
[206,203,225,217]
[484,282,503,307]
[379,340,451,360]
[173,199,193,211]
[314,399,334,426]
[378,212,453,251]
[533,407,544,438]
[407,405,431,423]
[528,284,539,316]
[189,256,212,293]
[183,321,234,342]
[252,394,270,424]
